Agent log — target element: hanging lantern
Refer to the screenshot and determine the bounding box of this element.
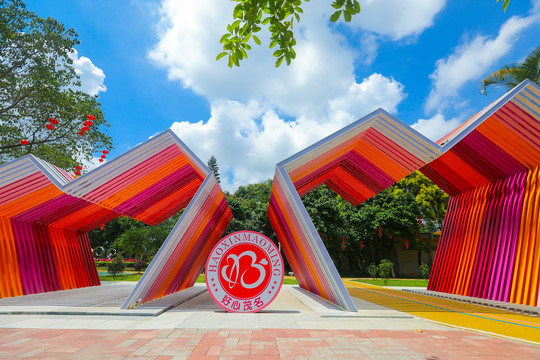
[46,123,54,130]
[99,158,104,162]
[74,170,80,176]
[81,126,90,132]
[87,115,95,120]
[341,237,346,250]
[404,239,409,249]
[101,154,106,159]
[49,118,58,125]
[102,150,108,154]
[84,120,93,127]
[21,139,28,145]
[76,165,83,170]
[359,241,364,249]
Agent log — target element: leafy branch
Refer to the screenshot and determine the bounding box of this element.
[218,0,361,68]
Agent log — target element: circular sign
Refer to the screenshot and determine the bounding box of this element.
[206,231,284,312]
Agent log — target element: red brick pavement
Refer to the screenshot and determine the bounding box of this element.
[1,328,539,359]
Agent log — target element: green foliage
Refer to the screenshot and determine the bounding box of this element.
[111,216,177,261]
[481,45,540,94]
[393,171,448,232]
[107,254,126,279]
[207,155,221,183]
[134,260,147,274]
[91,212,181,263]
[378,259,394,285]
[497,0,511,12]
[367,263,379,279]
[219,0,360,68]
[330,0,361,23]
[225,179,275,237]
[353,278,428,287]
[420,262,430,280]
[0,0,113,169]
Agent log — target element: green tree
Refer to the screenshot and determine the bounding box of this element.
[107,254,125,279]
[481,45,540,94]
[0,0,112,171]
[393,171,448,232]
[378,259,394,285]
[218,0,361,67]
[111,215,178,261]
[207,155,220,183]
[225,179,274,237]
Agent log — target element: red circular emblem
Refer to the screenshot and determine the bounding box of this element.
[206,231,284,312]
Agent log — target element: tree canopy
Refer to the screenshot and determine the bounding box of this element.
[481,45,540,95]
[0,0,112,171]
[207,155,221,183]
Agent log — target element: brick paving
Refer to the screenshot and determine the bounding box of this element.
[1,328,540,359]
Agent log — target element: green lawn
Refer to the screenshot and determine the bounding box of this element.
[351,278,428,287]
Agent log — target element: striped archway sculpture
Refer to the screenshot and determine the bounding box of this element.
[0,130,233,307]
[268,80,540,310]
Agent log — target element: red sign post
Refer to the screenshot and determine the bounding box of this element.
[206,231,284,312]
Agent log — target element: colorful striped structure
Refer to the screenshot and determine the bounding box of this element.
[268,109,441,311]
[422,80,540,306]
[0,129,232,305]
[269,80,540,310]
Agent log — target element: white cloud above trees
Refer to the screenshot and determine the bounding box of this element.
[69,49,107,96]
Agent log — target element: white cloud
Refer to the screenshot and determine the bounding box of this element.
[330,74,406,117]
[425,15,537,114]
[170,73,407,192]
[350,0,446,40]
[411,114,463,142]
[69,49,107,96]
[151,0,408,191]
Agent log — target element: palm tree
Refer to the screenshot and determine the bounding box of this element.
[481,46,540,95]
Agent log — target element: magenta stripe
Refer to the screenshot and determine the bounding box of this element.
[84,145,183,203]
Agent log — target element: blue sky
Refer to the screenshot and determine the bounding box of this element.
[27,0,540,191]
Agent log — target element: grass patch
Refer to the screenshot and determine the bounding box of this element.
[99,273,143,281]
[352,278,428,287]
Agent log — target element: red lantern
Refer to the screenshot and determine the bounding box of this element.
[21,139,28,145]
[87,115,95,120]
[99,158,104,162]
[81,126,90,132]
[84,120,93,127]
[359,241,364,249]
[76,165,82,170]
[341,237,346,250]
[74,170,80,176]
[49,118,58,124]
[46,123,54,130]
[102,150,108,154]
[101,154,106,159]
[79,131,85,136]
[404,239,409,249]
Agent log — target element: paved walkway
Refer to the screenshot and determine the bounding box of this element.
[0,283,539,359]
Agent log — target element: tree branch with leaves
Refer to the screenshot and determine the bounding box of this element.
[218,0,360,68]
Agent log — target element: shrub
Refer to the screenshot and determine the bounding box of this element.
[378,259,394,285]
[107,255,126,279]
[134,260,147,273]
[420,262,430,280]
[367,263,379,279]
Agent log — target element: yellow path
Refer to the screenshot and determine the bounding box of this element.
[344,280,540,345]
